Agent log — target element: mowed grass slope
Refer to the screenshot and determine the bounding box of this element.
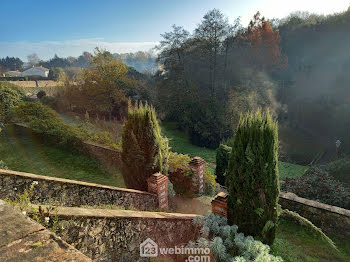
[0,126,124,187]
[161,122,307,179]
[161,122,217,163]
[273,218,350,262]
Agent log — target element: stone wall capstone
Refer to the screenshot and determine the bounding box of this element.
[279,192,350,237]
[211,191,350,237]
[0,169,158,210]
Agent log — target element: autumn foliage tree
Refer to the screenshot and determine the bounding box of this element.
[244,12,287,71]
[60,48,136,120]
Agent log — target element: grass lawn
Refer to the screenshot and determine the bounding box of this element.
[273,218,350,262]
[0,126,125,187]
[161,122,307,178]
[278,161,308,179]
[161,122,217,163]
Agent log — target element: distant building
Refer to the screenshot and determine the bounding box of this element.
[6,70,22,77]
[21,66,49,78]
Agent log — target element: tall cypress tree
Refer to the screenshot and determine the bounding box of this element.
[121,101,169,191]
[226,111,279,245]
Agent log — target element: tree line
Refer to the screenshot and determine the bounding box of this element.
[154,10,286,148]
[0,51,156,74]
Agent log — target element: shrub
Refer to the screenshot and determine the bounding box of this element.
[191,213,283,262]
[0,83,23,122]
[282,166,350,209]
[167,152,194,195]
[204,168,217,196]
[215,144,232,185]
[37,90,47,99]
[167,152,192,174]
[227,111,280,245]
[326,155,350,177]
[14,102,82,149]
[14,101,120,151]
[15,101,60,123]
[41,96,59,109]
[121,102,169,191]
[168,152,216,196]
[0,160,7,169]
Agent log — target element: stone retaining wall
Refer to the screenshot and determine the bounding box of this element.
[279,192,350,237]
[0,169,158,210]
[83,141,122,167]
[36,205,199,262]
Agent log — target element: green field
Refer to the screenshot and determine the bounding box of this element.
[278,161,308,179]
[161,122,307,178]
[161,122,217,163]
[0,126,124,187]
[273,218,350,262]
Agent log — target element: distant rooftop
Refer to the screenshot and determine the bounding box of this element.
[30,66,49,72]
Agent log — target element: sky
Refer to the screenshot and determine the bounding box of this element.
[1,0,349,61]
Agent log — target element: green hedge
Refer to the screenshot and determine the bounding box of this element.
[15,102,82,150]
[14,102,120,151]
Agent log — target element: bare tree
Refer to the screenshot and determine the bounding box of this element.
[27,53,40,67]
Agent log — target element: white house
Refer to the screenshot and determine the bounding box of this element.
[21,66,49,78]
[6,70,22,77]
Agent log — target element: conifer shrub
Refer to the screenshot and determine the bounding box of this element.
[227,111,280,245]
[215,144,232,185]
[121,102,169,191]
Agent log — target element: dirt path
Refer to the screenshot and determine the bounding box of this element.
[171,195,212,215]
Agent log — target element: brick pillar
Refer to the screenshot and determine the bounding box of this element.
[189,157,206,194]
[147,173,169,210]
[211,192,228,217]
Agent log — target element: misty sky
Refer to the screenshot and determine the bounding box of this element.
[1,0,349,61]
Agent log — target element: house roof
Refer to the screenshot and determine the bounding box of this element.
[33,66,49,72]
[23,66,49,72]
[7,70,22,74]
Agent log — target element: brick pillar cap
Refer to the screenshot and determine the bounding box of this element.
[212,192,228,202]
[189,157,206,166]
[147,173,168,184]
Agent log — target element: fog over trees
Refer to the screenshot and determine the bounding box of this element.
[2,7,350,163]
